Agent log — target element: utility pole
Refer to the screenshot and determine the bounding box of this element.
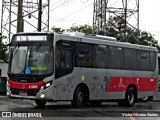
[38,0,42,32]
[1,0,49,43]
[124,0,127,38]
[17,0,24,33]
[93,0,139,42]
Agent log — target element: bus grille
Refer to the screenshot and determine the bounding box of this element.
[10,88,39,96]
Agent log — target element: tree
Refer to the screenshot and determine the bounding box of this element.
[51,26,65,33]
[51,22,160,51]
[0,33,7,59]
[138,31,160,51]
[106,16,160,51]
[67,24,92,34]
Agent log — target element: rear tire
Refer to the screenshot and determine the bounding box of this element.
[71,87,85,108]
[117,87,136,107]
[35,100,47,107]
[125,87,136,107]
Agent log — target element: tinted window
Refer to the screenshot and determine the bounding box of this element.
[77,43,91,67]
[55,47,73,79]
[150,51,156,71]
[93,45,108,68]
[109,46,123,69]
[124,48,137,70]
[138,50,150,70]
[56,48,73,68]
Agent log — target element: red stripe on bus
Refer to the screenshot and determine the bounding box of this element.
[8,79,45,90]
[107,77,157,92]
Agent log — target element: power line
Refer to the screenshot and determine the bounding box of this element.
[50,0,63,7]
[50,0,76,13]
[80,0,89,3]
[42,16,90,24]
[52,3,93,24]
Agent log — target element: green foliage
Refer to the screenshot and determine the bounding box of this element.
[51,26,65,33]
[106,16,160,51]
[51,20,160,51]
[0,33,7,59]
[67,24,92,34]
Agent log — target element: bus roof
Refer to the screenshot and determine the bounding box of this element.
[13,31,158,51]
[59,32,157,52]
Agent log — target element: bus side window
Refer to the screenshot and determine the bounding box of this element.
[61,49,73,68]
[55,48,61,68]
[124,48,138,70]
[77,43,92,67]
[92,45,108,68]
[138,50,150,71]
[150,51,156,71]
[55,47,73,79]
[109,46,123,69]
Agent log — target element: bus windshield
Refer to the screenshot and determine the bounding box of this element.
[9,45,54,75]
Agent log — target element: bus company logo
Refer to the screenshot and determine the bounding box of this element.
[118,79,125,87]
[2,112,11,117]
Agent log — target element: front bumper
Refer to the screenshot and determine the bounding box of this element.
[7,86,54,100]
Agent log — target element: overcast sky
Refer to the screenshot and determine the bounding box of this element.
[1,0,160,42]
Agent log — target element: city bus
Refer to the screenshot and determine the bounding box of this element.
[6,32,158,107]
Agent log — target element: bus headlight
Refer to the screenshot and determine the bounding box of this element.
[46,82,51,88]
[6,92,10,96]
[40,94,45,98]
[39,81,52,92]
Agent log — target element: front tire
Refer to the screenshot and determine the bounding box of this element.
[71,87,86,108]
[35,100,47,107]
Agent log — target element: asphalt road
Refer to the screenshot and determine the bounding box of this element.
[0,96,160,120]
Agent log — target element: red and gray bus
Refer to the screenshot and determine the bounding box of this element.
[6,32,158,107]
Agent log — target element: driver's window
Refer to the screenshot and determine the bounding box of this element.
[56,48,73,69]
[55,47,73,79]
[61,49,73,68]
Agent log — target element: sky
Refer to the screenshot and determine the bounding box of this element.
[1,0,160,43]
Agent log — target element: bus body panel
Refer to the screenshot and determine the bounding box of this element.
[7,32,159,104]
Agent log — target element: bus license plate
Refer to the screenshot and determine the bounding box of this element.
[19,92,27,96]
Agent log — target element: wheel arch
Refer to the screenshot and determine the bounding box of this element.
[73,83,89,99]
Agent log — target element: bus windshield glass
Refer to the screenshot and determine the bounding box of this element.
[9,45,54,75]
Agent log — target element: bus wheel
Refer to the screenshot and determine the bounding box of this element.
[125,87,136,107]
[71,87,85,108]
[35,100,47,107]
[90,100,102,107]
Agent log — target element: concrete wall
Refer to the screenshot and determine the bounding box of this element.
[0,60,8,77]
